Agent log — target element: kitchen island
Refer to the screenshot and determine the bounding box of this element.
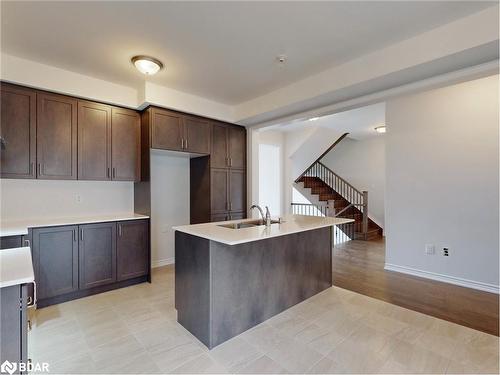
[173,214,353,349]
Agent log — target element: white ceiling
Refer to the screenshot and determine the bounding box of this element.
[271,102,386,140]
[1,1,495,105]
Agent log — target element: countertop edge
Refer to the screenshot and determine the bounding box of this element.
[173,216,354,245]
[1,214,150,237]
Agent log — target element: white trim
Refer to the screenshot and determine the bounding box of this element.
[384,263,499,294]
[152,257,175,268]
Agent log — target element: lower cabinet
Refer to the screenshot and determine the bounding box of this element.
[0,284,28,373]
[79,222,117,289]
[117,220,149,281]
[32,225,79,300]
[32,219,149,306]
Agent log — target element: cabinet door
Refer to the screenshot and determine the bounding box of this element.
[211,168,229,214]
[211,213,229,222]
[112,107,140,181]
[78,101,111,180]
[79,222,117,289]
[229,169,246,212]
[184,116,210,154]
[117,220,149,281]
[150,108,183,151]
[0,285,22,366]
[211,124,228,168]
[228,126,246,169]
[0,84,36,179]
[33,226,78,299]
[37,92,77,179]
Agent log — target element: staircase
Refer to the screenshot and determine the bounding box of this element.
[293,156,383,241]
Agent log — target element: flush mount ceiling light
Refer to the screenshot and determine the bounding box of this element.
[375,125,386,134]
[308,117,320,122]
[131,55,163,75]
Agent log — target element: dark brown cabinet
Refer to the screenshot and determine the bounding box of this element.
[31,219,150,307]
[112,108,140,181]
[147,107,211,154]
[32,225,79,299]
[229,169,246,212]
[228,127,246,169]
[211,122,246,169]
[78,222,117,289]
[211,123,229,169]
[184,116,210,154]
[117,220,149,281]
[78,101,111,180]
[37,92,77,179]
[211,168,229,214]
[150,107,184,151]
[0,83,37,179]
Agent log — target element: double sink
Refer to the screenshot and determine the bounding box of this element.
[218,219,281,230]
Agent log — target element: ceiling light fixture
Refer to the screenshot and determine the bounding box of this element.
[308,117,320,122]
[375,125,386,134]
[131,55,163,75]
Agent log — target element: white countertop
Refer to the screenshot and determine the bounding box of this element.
[0,213,149,237]
[173,214,354,245]
[0,247,35,288]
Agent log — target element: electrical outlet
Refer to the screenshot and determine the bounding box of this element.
[425,244,435,255]
[443,247,450,256]
[75,194,82,203]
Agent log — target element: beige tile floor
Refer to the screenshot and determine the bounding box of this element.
[29,266,499,374]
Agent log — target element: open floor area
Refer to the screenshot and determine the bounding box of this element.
[333,239,499,336]
[28,264,499,374]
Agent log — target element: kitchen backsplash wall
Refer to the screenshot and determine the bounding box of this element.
[0,179,134,221]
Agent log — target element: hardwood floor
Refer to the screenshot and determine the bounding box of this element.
[333,238,499,336]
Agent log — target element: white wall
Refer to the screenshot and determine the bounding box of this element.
[150,150,190,267]
[322,136,385,228]
[250,130,285,217]
[385,74,499,292]
[258,144,281,215]
[0,179,134,221]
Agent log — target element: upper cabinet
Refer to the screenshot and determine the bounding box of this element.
[37,92,78,180]
[228,127,246,169]
[150,107,184,151]
[211,122,246,169]
[78,101,111,180]
[111,108,140,181]
[184,116,210,154]
[0,83,37,179]
[147,107,211,154]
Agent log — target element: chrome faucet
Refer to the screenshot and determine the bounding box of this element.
[250,205,272,227]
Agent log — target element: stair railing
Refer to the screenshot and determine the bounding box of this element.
[298,161,369,236]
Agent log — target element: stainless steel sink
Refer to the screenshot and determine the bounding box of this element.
[217,219,281,229]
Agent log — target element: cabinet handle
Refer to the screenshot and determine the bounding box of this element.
[24,239,30,248]
[80,229,84,241]
[185,139,188,149]
[229,157,233,167]
[73,229,76,241]
[107,167,110,178]
[27,280,37,308]
[229,202,232,211]
[27,319,32,331]
[30,162,34,176]
[37,163,41,176]
[112,168,116,179]
[119,224,122,237]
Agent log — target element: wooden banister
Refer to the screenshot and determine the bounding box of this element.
[294,133,349,183]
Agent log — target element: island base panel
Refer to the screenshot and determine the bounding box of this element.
[175,227,332,349]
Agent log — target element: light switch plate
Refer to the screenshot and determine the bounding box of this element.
[425,244,435,255]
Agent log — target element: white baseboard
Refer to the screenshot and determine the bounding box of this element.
[152,257,175,268]
[384,263,499,294]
